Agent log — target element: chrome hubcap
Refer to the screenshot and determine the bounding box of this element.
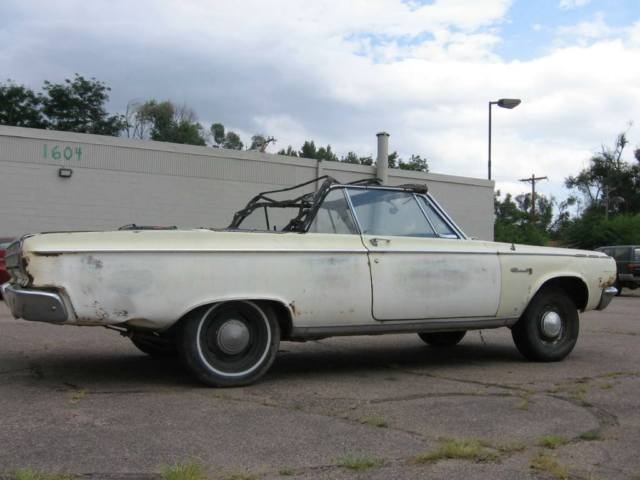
[541,311,562,339]
[217,319,250,355]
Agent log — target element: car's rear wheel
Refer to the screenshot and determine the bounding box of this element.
[511,287,579,362]
[418,331,466,347]
[178,301,280,387]
[129,332,177,357]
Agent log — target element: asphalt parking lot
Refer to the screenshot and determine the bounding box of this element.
[1,292,639,480]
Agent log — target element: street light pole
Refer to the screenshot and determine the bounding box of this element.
[488,102,494,180]
[487,98,521,181]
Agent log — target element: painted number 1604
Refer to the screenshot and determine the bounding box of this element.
[43,144,82,161]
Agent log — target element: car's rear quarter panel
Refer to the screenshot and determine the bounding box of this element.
[22,230,373,329]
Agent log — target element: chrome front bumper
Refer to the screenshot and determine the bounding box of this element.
[596,286,618,311]
[1,283,68,323]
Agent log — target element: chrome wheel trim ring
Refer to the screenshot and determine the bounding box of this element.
[195,301,272,378]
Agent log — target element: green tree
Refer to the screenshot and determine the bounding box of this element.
[209,122,244,150]
[0,81,46,128]
[249,134,276,152]
[211,123,225,146]
[388,151,399,168]
[494,190,551,245]
[565,132,640,216]
[561,213,640,249]
[341,151,373,165]
[222,131,243,150]
[398,154,429,172]
[131,100,206,145]
[316,144,338,162]
[277,145,299,157]
[299,140,317,159]
[41,74,124,135]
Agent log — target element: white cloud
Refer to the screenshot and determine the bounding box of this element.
[558,0,591,10]
[0,0,639,206]
[556,12,618,45]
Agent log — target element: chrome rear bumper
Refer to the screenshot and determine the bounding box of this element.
[1,283,68,323]
[596,286,618,311]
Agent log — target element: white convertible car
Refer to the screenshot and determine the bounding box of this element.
[2,177,617,386]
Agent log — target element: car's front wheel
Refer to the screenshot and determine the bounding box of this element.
[418,331,466,347]
[511,287,579,362]
[178,301,280,387]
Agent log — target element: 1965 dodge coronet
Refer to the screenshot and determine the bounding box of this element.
[2,177,617,386]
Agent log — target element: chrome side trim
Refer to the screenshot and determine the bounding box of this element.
[1,283,68,323]
[596,286,617,311]
[290,317,518,339]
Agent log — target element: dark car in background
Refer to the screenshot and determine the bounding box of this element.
[596,245,640,295]
[0,238,16,298]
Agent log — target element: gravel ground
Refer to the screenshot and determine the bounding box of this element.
[0,291,639,479]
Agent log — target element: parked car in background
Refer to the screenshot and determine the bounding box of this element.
[0,238,15,299]
[2,177,618,387]
[596,245,640,295]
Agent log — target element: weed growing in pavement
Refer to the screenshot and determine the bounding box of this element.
[579,430,603,441]
[69,390,87,403]
[359,415,388,428]
[412,438,497,464]
[537,434,569,449]
[530,452,569,480]
[12,470,75,480]
[161,460,208,480]
[493,441,526,454]
[337,455,383,471]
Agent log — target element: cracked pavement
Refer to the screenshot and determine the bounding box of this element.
[0,292,639,479]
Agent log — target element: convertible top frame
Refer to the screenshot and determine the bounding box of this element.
[228,176,429,233]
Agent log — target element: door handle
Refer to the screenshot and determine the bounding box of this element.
[369,238,391,247]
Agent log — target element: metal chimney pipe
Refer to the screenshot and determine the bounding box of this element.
[376,132,389,184]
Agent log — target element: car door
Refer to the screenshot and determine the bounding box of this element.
[345,187,501,321]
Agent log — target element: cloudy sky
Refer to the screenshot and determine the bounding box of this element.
[1,0,639,203]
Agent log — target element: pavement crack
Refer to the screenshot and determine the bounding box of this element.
[370,391,514,404]
[385,365,532,393]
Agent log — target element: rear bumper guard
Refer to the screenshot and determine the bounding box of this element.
[1,283,68,323]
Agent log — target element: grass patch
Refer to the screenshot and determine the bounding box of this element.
[537,434,569,449]
[530,452,570,480]
[412,438,497,464]
[599,382,615,390]
[337,455,383,471]
[13,470,75,480]
[69,390,87,403]
[359,415,388,428]
[278,467,295,476]
[494,441,526,454]
[160,461,208,480]
[514,394,531,411]
[579,430,602,441]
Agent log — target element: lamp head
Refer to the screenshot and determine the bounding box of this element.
[497,98,521,109]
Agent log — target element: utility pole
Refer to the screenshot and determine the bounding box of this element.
[519,174,548,220]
